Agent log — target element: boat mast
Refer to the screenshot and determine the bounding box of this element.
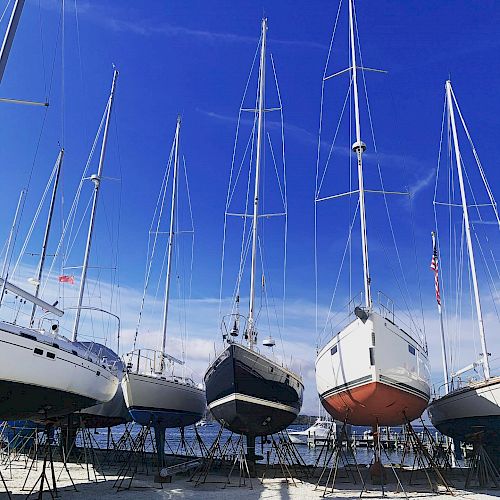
[446,80,490,380]
[161,116,181,356]
[0,0,25,84]
[72,69,119,342]
[349,0,371,309]
[30,149,64,326]
[247,17,267,350]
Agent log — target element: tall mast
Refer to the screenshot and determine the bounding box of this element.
[247,17,267,350]
[0,0,25,84]
[161,116,181,355]
[446,80,490,379]
[30,149,64,326]
[348,0,371,309]
[72,69,119,342]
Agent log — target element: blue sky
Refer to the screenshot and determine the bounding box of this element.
[1,0,500,413]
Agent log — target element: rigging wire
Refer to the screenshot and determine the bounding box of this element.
[218,34,261,329]
[133,134,175,349]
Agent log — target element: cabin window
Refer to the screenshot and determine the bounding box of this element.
[96,371,101,376]
[371,332,375,346]
[46,352,55,359]
[330,345,338,355]
[369,347,375,366]
[408,345,416,356]
[34,348,43,355]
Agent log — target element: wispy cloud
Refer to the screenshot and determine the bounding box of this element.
[198,108,327,150]
[41,1,326,50]
[409,168,435,198]
[104,18,326,50]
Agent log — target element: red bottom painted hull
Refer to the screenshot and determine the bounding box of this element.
[321,381,428,426]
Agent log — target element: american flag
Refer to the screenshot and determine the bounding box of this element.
[430,233,441,306]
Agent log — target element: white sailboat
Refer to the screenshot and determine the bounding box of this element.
[0,69,121,421]
[315,0,430,428]
[122,117,205,458]
[427,80,500,464]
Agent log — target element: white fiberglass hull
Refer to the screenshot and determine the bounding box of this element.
[0,321,119,421]
[316,310,430,426]
[122,371,205,428]
[428,376,500,440]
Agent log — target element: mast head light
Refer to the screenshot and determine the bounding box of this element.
[352,140,366,153]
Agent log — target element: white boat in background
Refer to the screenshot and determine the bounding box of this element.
[427,80,500,466]
[315,0,430,428]
[0,0,121,422]
[288,418,332,445]
[122,117,205,464]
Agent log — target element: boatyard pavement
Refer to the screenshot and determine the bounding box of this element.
[0,458,498,499]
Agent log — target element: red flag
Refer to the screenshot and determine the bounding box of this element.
[430,237,441,306]
[58,275,75,285]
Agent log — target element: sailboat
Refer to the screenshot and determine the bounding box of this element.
[122,116,205,461]
[315,0,430,427]
[0,69,121,421]
[427,80,500,464]
[204,18,304,459]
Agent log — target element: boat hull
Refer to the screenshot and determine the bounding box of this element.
[428,377,500,464]
[316,311,430,426]
[77,383,131,428]
[0,322,119,421]
[122,372,205,429]
[204,343,303,436]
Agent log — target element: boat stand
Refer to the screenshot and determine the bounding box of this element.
[464,432,500,489]
[314,419,365,497]
[223,434,254,489]
[261,431,310,484]
[55,418,104,484]
[0,421,38,474]
[399,419,453,494]
[101,421,136,467]
[193,425,209,458]
[359,424,408,499]
[113,424,161,491]
[175,426,195,456]
[188,425,232,487]
[22,425,76,499]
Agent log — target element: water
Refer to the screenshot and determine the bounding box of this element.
[87,422,439,467]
